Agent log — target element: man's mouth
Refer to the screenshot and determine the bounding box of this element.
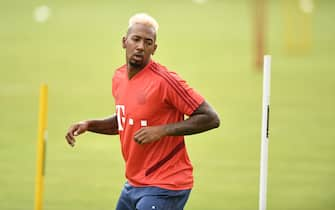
[133,53,144,60]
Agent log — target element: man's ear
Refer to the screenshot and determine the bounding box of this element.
[152,44,158,55]
[122,36,126,49]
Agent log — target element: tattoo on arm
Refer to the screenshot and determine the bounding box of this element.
[163,101,220,136]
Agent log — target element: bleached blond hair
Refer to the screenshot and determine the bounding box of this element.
[128,13,159,33]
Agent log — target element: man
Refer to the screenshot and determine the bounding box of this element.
[65,13,220,210]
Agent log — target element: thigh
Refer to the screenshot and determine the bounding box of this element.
[136,189,191,210]
[116,185,135,210]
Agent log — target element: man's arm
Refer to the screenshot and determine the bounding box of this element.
[65,114,118,147]
[134,101,220,144]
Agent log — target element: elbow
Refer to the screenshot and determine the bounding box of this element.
[208,111,220,129]
[212,114,220,129]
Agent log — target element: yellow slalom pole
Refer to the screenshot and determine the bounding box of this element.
[282,0,294,51]
[34,84,48,210]
[299,0,313,51]
[282,0,313,53]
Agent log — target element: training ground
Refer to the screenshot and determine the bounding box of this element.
[1,0,334,209]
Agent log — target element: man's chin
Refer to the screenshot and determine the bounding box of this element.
[129,60,144,69]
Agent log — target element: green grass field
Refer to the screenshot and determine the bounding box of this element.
[1,0,334,209]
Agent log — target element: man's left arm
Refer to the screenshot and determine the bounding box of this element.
[134,101,220,144]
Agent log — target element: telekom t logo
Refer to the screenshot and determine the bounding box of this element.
[116,104,148,131]
[116,105,125,131]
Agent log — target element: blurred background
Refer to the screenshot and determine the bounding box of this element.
[0,0,334,209]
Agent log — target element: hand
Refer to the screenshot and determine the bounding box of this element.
[65,121,89,147]
[133,126,166,145]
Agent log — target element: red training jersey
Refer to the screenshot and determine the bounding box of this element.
[112,60,204,190]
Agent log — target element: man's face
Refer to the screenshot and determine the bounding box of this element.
[123,23,157,69]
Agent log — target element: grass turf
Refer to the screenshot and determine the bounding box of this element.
[0,0,334,209]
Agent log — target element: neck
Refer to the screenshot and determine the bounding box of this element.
[127,66,141,79]
[127,60,151,79]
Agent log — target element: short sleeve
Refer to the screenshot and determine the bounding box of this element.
[163,71,204,116]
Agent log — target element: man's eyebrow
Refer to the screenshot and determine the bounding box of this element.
[131,34,154,41]
[129,34,155,42]
[145,38,154,42]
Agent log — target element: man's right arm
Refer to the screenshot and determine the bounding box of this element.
[65,114,118,147]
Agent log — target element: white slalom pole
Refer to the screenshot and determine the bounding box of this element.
[259,55,271,210]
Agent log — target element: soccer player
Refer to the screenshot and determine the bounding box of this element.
[65,13,220,210]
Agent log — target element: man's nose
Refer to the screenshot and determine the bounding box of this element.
[136,40,144,50]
